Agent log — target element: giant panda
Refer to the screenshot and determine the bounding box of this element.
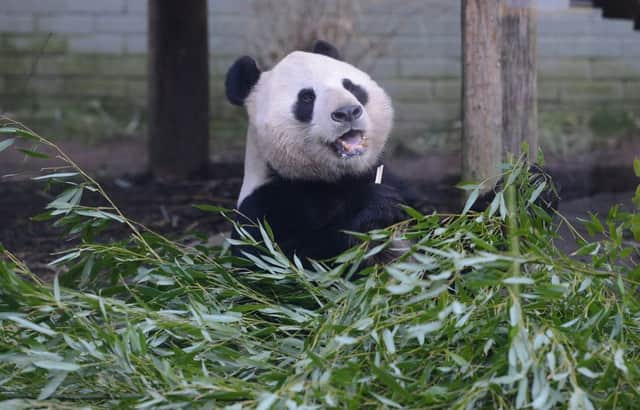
[225,40,414,263]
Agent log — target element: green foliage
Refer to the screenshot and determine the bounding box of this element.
[588,109,638,139]
[539,108,639,159]
[1,123,639,409]
[3,99,146,144]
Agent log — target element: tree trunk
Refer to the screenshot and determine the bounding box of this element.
[148,0,210,180]
[502,1,538,161]
[461,0,503,192]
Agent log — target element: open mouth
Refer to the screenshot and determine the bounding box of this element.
[332,130,368,158]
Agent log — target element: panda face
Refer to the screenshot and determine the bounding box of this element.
[292,77,370,158]
[246,51,393,182]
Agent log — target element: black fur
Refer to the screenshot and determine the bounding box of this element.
[233,166,413,262]
[470,165,560,213]
[293,88,315,123]
[343,79,369,106]
[225,56,261,106]
[311,40,342,61]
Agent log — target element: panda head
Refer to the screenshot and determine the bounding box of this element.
[226,40,394,182]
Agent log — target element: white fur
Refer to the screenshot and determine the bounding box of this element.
[239,51,394,204]
[238,124,272,205]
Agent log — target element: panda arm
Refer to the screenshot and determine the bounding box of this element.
[276,182,408,258]
[344,182,407,235]
[233,181,359,260]
[233,179,407,261]
[375,167,419,209]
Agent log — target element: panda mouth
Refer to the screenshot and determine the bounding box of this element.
[332,130,368,158]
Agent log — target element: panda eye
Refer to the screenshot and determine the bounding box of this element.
[342,78,369,106]
[298,89,315,104]
[293,88,315,123]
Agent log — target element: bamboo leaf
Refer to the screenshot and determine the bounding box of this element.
[17,148,49,158]
[38,372,68,400]
[0,138,15,152]
[503,277,534,285]
[528,181,546,204]
[33,360,80,372]
[193,204,230,213]
[462,188,480,215]
[6,315,57,336]
[33,172,79,180]
[370,364,410,399]
[53,275,61,304]
[0,126,19,134]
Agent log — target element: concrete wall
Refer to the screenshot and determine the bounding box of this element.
[0,0,639,154]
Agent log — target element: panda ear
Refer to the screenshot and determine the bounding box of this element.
[225,56,261,106]
[311,40,342,61]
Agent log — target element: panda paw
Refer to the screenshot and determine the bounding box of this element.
[349,183,406,234]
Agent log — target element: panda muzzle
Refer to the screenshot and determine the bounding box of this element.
[333,129,368,158]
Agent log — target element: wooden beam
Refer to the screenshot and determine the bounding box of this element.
[148,0,210,180]
[591,0,640,29]
[601,2,635,19]
[462,0,503,191]
[502,1,538,161]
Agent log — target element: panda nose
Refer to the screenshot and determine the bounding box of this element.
[331,104,363,123]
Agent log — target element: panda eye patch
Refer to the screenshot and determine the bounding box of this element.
[293,88,315,123]
[342,79,369,106]
[298,89,315,103]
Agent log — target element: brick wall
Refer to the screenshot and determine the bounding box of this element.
[0,0,639,153]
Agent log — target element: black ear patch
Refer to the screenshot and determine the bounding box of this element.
[311,40,342,61]
[225,56,261,106]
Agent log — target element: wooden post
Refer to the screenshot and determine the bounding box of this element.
[462,0,503,191]
[502,1,538,161]
[148,0,210,180]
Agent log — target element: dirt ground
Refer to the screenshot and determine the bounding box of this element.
[1,138,638,274]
